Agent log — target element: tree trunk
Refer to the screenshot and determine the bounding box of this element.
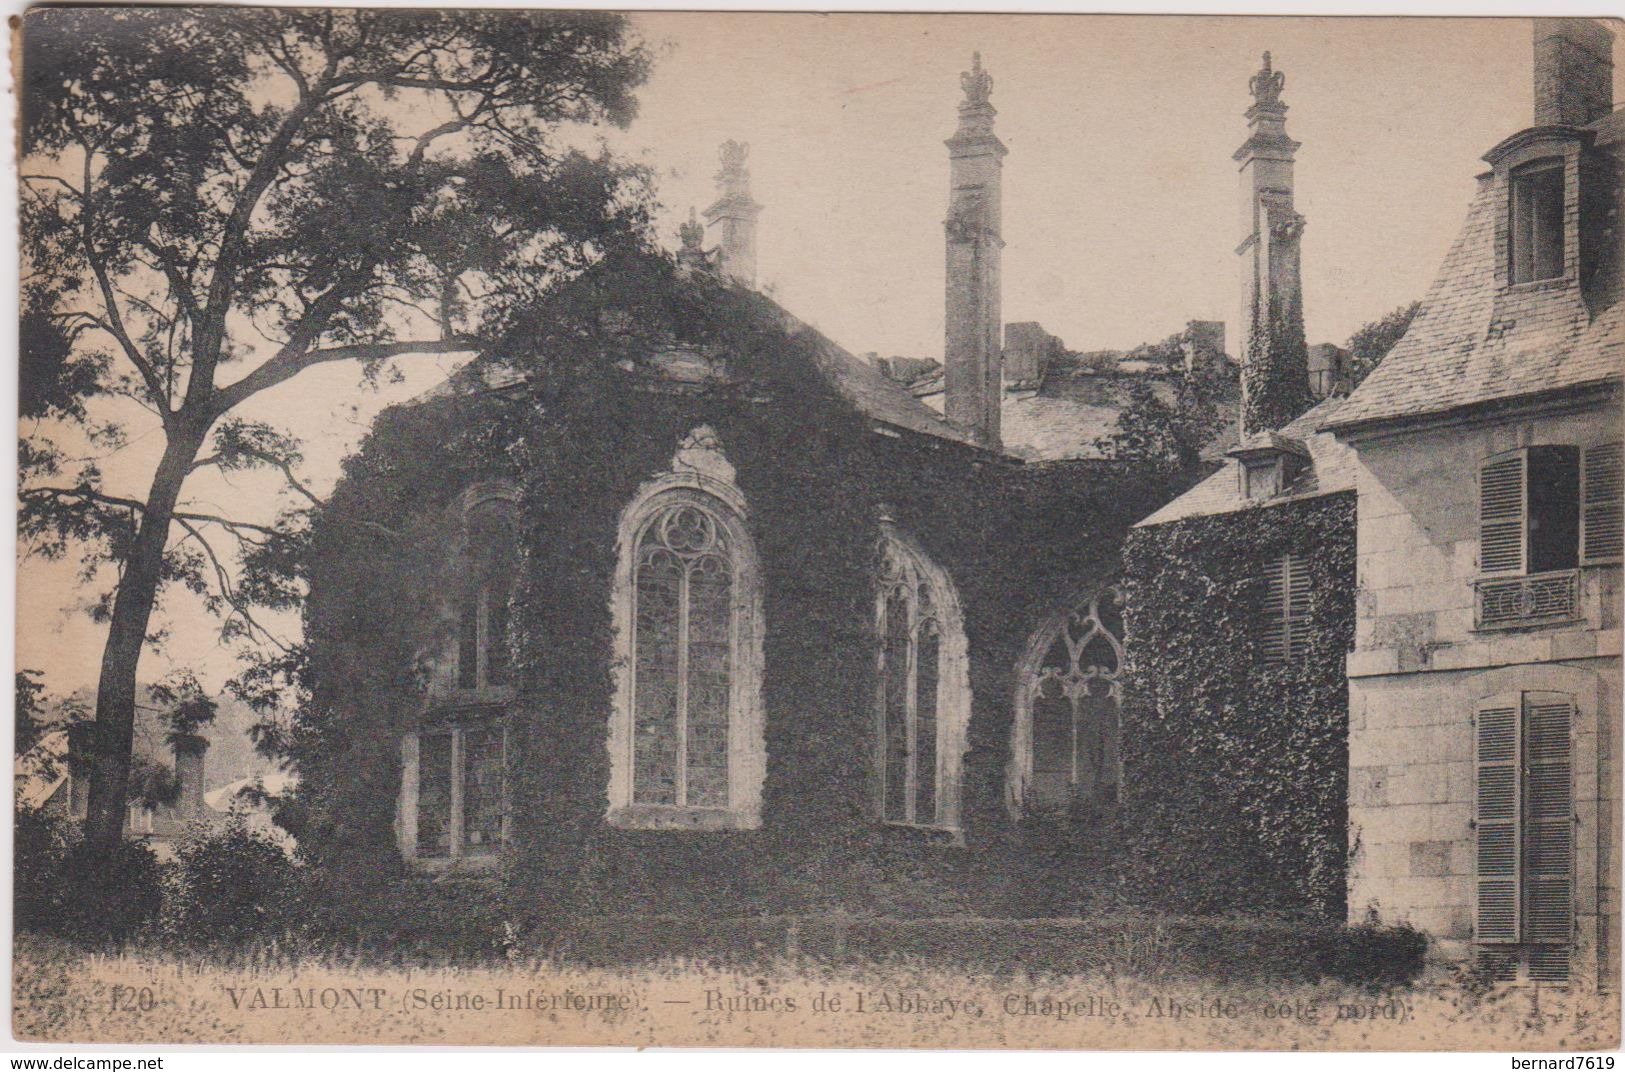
[83,429,204,852]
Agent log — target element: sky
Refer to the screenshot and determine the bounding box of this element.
[16,13,1625,699]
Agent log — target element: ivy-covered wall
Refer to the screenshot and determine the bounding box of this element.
[1119,492,1356,920]
[294,273,1183,923]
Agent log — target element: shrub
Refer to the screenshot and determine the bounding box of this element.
[14,807,166,944]
[14,805,71,933]
[289,861,514,962]
[164,812,299,944]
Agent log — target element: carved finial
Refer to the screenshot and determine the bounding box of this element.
[1249,50,1285,109]
[719,140,749,175]
[716,140,750,198]
[960,51,993,110]
[679,207,705,252]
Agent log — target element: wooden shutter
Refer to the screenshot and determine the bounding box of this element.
[1522,693,1573,956]
[1480,452,1527,575]
[1259,557,1288,663]
[1581,442,1623,563]
[1475,696,1521,944]
[1285,556,1312,659]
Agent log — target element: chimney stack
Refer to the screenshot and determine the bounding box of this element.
[703,140,763,288]
[944,52,1006,450]
[1533,19,1615,128]
[65,720,99,821]
[1234,52,1313,437]
[1182,320,1227,374]
[171,733,209,817]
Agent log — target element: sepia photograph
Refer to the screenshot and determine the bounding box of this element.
[9,4,1623,1052]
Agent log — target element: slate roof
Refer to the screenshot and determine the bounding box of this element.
[756,297,979,448]
[1135,395,1359,526]
[906,367,1242,462]
[1324,110,1624,433]
[412,288,982,450]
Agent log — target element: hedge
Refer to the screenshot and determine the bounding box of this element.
[544,913,1426,987]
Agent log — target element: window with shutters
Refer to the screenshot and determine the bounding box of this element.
[1007,584,1125,817]
[1581,441,1623,564]
[402,717,507,865]
[1508,159,1566,285]
[607,441,766,831]
[1258,554,1312,663]
[1475,692,1574,984]
[876,525,971,832]
[1475,444,1619,628]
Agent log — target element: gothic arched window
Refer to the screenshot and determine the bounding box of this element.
[457,492,518,692]
[608,429,765,830]
[1007,584,1125,818]
[876,526,970,832]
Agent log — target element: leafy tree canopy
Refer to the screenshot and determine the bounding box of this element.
[17,6,654,849]
[1345,301,1420,390]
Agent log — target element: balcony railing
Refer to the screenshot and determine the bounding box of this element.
[1475,569,1580,629]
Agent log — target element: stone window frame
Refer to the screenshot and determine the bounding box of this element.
[873,521,972,837]
[398,713,509,872]
[606,429,766,832]
[1507,158,1568,285]
[1483,131,1585,294]
[1004,580,1125,822]
[397,481,521,872]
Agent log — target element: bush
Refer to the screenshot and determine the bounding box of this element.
[14,806,69,933]
[13,806,166,943]
[286,861,514,962]
[164,812,299,944]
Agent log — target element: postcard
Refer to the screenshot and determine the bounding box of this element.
[13,6,1622,1050]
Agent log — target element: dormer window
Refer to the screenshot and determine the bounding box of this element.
[1231,434,1310,502]
[1243,458,1283,500]
[1509,159,1566,284]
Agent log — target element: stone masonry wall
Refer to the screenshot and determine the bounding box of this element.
[1345,401,1621,987]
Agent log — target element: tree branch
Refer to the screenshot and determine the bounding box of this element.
[172,516,293,653]
[79,153,174,428]
[209,336,478,417]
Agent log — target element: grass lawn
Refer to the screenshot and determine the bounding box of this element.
[11,934,1618,1049]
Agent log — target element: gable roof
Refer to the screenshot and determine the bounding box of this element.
[412,284,983,451]
[1325,112,1624,434]
[753,295,980,448]
[14,730,69,811]
[1135,395,1358,526]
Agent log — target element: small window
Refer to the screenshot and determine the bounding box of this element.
[1509,160,1566,285]
[1258,554,1311,663]
[405,722,506,862]
[1243,458,1282,501]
